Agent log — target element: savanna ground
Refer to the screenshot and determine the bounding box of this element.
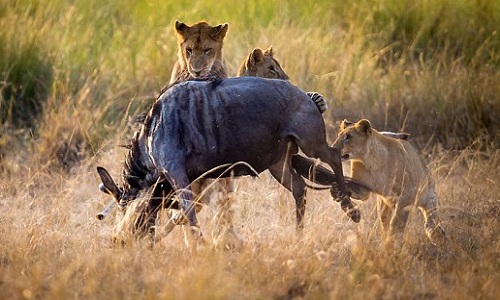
[1,0,499,299]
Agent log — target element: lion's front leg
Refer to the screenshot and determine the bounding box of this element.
[388,199,410,239]
[419,182,446,245]
[377,198,393,235]
[212,178,244,249]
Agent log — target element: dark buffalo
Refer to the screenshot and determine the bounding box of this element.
[97,77,363,240]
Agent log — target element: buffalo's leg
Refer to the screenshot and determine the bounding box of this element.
[307,146,361,223]
[158,169,201,239]
[268,150,307,232]
[179,183,200,235]
[167,181,205,226]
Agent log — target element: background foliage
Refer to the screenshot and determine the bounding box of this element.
[0,1,499,299]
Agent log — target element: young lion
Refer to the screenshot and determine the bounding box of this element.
[169,20,229,84]
[237,47,328,113]
[331,119,445,244]
[164,20,238,247]
[237,46,289,79]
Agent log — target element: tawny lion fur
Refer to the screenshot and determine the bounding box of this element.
[169,20,229,84]
[237,47,289,79]
[332,119,445,244]
[166,20,239,247]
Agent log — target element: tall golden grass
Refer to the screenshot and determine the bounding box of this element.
[1,0,499,299]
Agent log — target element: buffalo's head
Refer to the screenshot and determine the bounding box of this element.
[96,166,177,242]
[97,166,135,209]
[97,166,177,211]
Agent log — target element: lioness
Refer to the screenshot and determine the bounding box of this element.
[332,119,445,244]
[169,20,229,84]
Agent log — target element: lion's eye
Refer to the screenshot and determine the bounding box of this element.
[186,48,193,55]
[203,48,212,55]
[344,134,352,141]
[269,65,278,75]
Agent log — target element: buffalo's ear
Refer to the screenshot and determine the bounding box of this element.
[174,20,189,36]
[97,167,122,200]
[356,119,372,135]
[264,46,273,57]
[340,119,353,130]
[248,48,265,66]
[213,23,229,40]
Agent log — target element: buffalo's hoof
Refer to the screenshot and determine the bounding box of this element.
[339,197,361,223]
[347,207,361,223]
[330,182,342,199]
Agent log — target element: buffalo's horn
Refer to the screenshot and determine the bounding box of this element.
[96,201,116,220]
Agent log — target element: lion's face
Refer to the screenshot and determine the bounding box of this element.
[238,47,289,80]
[175,21,228,79]
[332,119,373,161]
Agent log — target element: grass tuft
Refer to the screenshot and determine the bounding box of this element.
[0,1,499,299]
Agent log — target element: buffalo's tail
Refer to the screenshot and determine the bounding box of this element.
[291,155,372,196]
[306,92,328,113]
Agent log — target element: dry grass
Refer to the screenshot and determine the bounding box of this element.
[1,0,500,299]
[0,146,499,299]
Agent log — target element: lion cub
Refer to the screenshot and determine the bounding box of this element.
[237,46,289,80]
[169,20,229,84]
[237,47,328,113]
[332,119,445,244]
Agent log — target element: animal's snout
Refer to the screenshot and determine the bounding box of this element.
[189,64,206,77]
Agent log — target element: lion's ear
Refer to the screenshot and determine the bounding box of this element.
[249,48,265,66]
[340,119,353,130]
[213,23,229,40]
[264,46,273,57]
[356,119,372,135]
[174,20,189,36]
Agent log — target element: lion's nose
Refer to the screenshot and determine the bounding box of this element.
[190,67,204,77]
